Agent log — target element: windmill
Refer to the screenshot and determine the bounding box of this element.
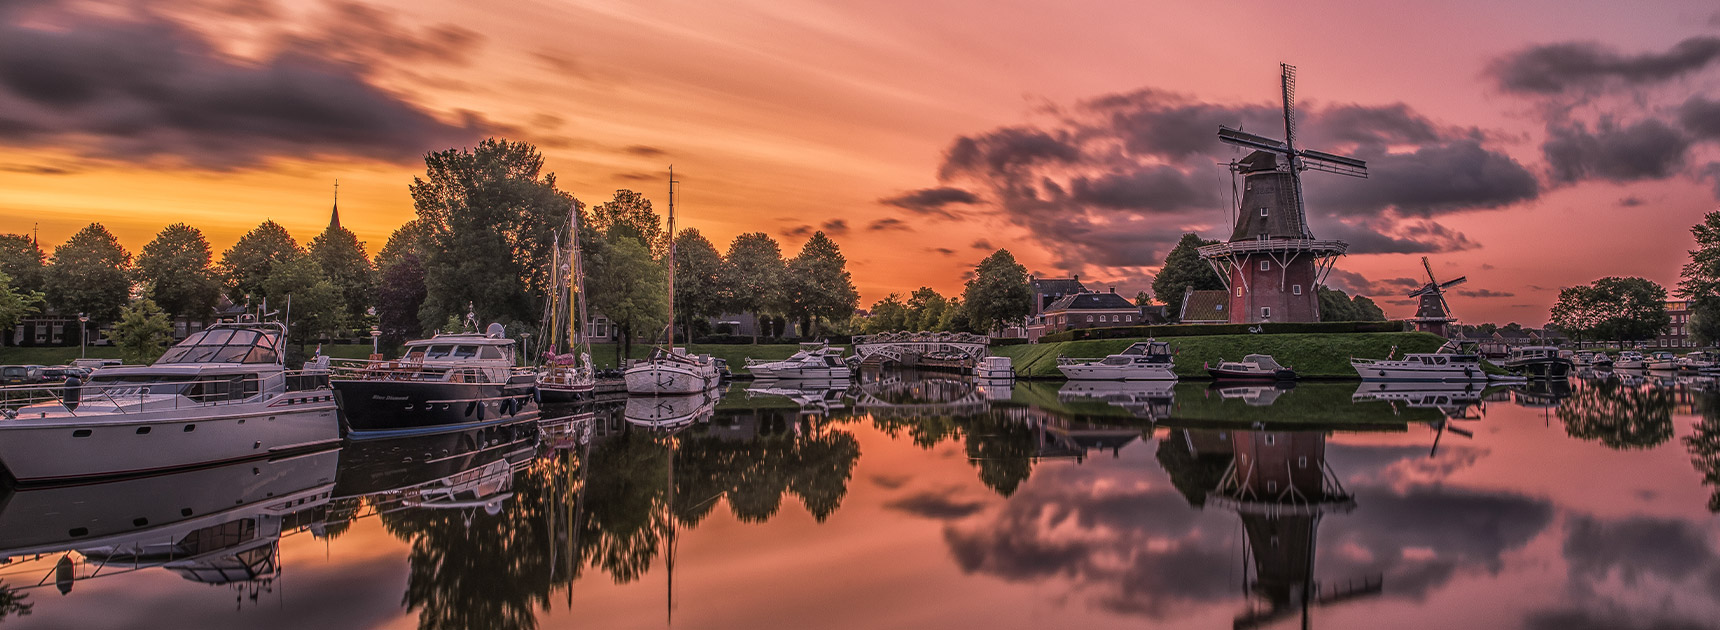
[1199,64,1368,323]
[1407,256,1467,337]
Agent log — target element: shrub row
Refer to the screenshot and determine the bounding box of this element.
[1036,320,1409,343]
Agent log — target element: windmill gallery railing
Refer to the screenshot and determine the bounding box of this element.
[851,332,991,366]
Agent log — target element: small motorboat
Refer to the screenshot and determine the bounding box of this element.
[976,356,1014,380]
[1351,342,1486,382]
[1678,351,1718,373]
[1057,340,1176,381]
[1205,354,1296,380]
[745,342,850,379]
[1647,351,1679,371]
[1615,351,1646,370]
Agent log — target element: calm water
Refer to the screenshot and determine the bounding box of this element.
[2,371,1718,630]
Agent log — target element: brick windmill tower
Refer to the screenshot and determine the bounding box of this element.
[1199,64,1368,323]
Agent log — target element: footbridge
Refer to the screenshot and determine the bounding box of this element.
[851,332,990,366]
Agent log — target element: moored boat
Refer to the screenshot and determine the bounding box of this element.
[1205,354,1296,380]
[536,204,597,403]
[624,348,723,394]
[1647,351,1679,371]
[745,341,851,379]
[1678,351,1718,373]
[331,325,539,439]
[1057,340,1177,381]
[1503,346,1574,379]
[1350,343,1486,382]
[976,355,1015,380]
[1615,351,1646,370]
[0,321,339,484]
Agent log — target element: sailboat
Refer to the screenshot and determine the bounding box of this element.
[537,203,597,402]
[624,167,722,395]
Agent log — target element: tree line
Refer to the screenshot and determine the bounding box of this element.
[0,139,863,363]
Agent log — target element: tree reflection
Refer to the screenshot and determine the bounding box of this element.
[1557,380,1674,449]
[377,405,863,630]
[1685,393,1720,511]
[0,583,31,623]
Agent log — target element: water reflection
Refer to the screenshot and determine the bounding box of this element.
[10,371,1720,628]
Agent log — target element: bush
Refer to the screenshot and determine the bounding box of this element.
[1037,320,1408,343]
[990,337,1029,346]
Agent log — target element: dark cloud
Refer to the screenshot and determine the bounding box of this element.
[1680,96,1720,140]
[1318,485,1555,598]
[1543,118,1691,183]
[277,1,484,68]
[614,171,658,181]
[928,247,957,256]
[1563,514,1713,586]
[622,144,667,157]
[1619,196,1645,207]
[1312,103,1446,146]
[782,225,814,238]
[1523,609,1712,630]
[867,217,911,232]
[879,187,981,218]
[971,239,993,250]
[939,127,1082,180]
[820,219,848,235]
[1487,36,1720,94]
[1324,269,1426,297]
[1313,140,1539,216]
[1456,288,1515,298]
[870,473,910,489]
[1321,218,1480,255]
[533,49,592,79]
[1067,166,1214,212]
[884,487,989,519]
[0,3,486,168]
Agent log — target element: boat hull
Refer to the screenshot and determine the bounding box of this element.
[1351,361,1486,382]
[1057,363,1177,381]
[624,362,720,394]
[747,365,851,379]
[1206,367,1296,381]
[536,382,594,403]
[0,399,339,484]
[332,376,539,439]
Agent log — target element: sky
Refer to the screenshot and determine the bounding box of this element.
[2,0,1719,325]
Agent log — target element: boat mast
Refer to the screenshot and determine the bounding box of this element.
[570,204,592,362]
[666,166,677,350]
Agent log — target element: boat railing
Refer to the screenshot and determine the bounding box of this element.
[0,370,331,418]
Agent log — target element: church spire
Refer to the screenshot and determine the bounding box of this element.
[329,179,341,231]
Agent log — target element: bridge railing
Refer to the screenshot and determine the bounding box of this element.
[853,332,991,346]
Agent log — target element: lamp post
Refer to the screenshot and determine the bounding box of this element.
[520,333,532,368]
[369,327,382,360]
[77,313,88,359]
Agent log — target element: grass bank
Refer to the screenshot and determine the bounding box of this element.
[992,332,1450,380]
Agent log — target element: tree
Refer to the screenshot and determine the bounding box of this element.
[863,293,910,333]
[411,138,573,331]
[111,298,172,365]
[376,252,429,345]
[1680,211,1720,345]
[673,228,724,342]
[219,220,303,303]
[590,189,664,254]
[1318,286,1387,322]
[961,249,1033,333]
[263,257,343,349]
[0,271,43,343]
[136,224,220,324]
[905,287,948,332]
[1551,277,1669,345]
[46,223,132,325]
[782,232,859,337]
[1153,233,1223,318]
[586,236,668,363]
[309,222,374,326]
[0,234,46,297]
[723,233,785,343]
[1134,290,1153,307]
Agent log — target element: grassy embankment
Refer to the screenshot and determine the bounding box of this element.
[992,332,1456,380]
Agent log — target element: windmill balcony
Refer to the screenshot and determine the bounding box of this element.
[1199,239,1349,258]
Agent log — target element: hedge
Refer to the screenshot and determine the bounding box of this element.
[1037,320,1409,343]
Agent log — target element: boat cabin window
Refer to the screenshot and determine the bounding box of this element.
[156,328,281,365]
[453,346,479,360]
[87,374,197,397]
[1102,357,1131,365]
[404,347,428,360]
[479,346,506,360]
[825,356,842,367]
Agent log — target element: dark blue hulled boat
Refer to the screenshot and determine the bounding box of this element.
[332,327,538,439]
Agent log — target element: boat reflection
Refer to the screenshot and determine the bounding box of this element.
[1352,381,1486,419]
[1057,380,1175,419]
[1210,381,1296,407]
[0,447,339,597]
[624,390,719,429]
[744,378,852,417]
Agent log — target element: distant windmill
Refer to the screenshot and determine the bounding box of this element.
[1407,256,1467,337]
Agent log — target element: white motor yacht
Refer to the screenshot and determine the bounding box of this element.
[1057,340,1177,381]
[1350,343,1487,382]
[624,347,722,394]
[976,355,1015,380]
[745,342,851,379]
[1647,351,1679,371]
[1615,351,1646,370]
[1678,351,1719,373]
[0,321,338,484]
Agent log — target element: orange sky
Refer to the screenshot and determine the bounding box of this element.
[3,0,1719,325]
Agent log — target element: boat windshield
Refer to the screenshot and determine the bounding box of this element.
[155,328,281,365]
[85,374,197,397]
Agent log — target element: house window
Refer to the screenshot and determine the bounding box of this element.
[1264,434,1276,446]
[1236,287,1243,298]
[1259,208,1269,217]
[1086,315,1093,323]
[1261,307,1271,319]
[1298,456,1308,468]
[1259,260,1270,271]
[1292,285,1302,295]
[1268,480,1278,492]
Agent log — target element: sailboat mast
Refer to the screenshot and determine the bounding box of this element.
[570,205,590,357]
[666,166,677,350]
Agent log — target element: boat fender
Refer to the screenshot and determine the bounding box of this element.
[476,400,486,421]
[63,375,82,412]
[465,401,478,418]
[533,388,542,404]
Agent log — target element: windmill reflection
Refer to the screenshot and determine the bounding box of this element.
[1165,426,1381,629]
